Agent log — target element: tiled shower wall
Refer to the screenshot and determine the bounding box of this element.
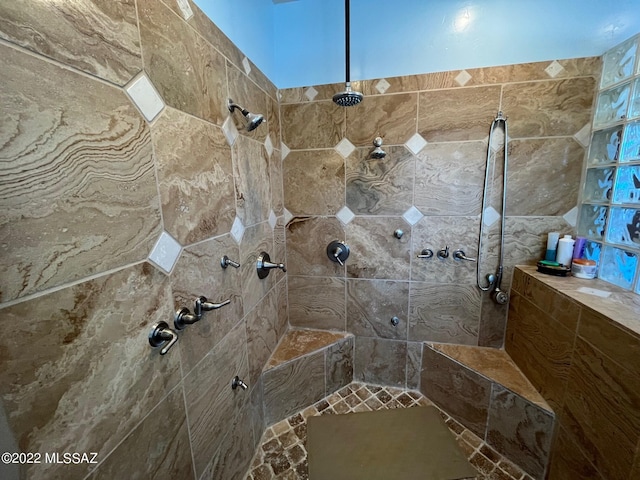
[280,58,600,387]
[0,1,286,479]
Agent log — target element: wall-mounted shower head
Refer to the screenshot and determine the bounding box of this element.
[228,99,264,132]
[370,136,386,159]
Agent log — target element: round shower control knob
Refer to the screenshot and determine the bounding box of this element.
[327,240,350,266]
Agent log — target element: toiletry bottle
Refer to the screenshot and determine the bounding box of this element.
[573,236,586,259]
[556,235,575,267]
[545,232,560,261]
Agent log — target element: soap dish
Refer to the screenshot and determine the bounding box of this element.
[537,261,570,276]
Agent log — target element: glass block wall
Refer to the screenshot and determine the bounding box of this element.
[579,33,640,291]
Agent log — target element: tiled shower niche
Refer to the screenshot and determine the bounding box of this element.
[581,32,640,292]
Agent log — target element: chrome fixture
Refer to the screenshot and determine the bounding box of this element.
[228,99,264,132]
[453,249,477,262]
[174,296,231,330]
[333,0,363,107]
[417,248,434,259]
[477,111,509,305]
[327,240,350,266]
[370,137,387,159]
[393,229,403,239]
[437,246,450,260]
[390,316,400,327]
[256,251,286,279]
[231,376,248,390]
[221,255,240,269]
[148,321,178,355]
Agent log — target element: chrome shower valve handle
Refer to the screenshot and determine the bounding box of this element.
[453,249,477,262]
[220,255,240,269]
[437,246,449,259]
[417,248,433,259]
[149,321,178,355]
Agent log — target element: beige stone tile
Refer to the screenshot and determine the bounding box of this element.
[503,216,571,268]
[418,86,501,142]
[346,279,410,340]
[354,337,407,387]
[415,141,486,216]
[170,234,244,374]
[520,275,580,332]
[266,329,349,368]
[409,283,481,345]
[411,216,480,284]
[0,43,161,303]
[326,337,354,395]
[0,0,141,85]
[138,0,227,125]
[228,62,269,143]
[283,150,345,215]
[346,146,415,215]
[506,138,584,216]
[406,342,423,390]
[246,288,281,386]
[346,93,418,146]
[287,276,346,331]
[233,135,272,226]
[502,77,596,138]
[547,426,604,480]
[478,292,509,348]
[285,216,345,277]
[281,101,345,149]
[270,151,284,217]
[345,217,411,280]
[152,107,235,245]
[89,386,193,480]
[0,264,180,480]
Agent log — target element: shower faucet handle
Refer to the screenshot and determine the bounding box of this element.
[453,249,477,262]
[149,321,178,355]
[220,255,240,269]
[437,246,449,259]
[194,296,231,317]
[417,248,433,259]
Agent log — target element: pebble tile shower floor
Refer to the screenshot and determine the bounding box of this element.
[245,382,535,480]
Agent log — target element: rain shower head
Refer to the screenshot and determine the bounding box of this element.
[228,99,264,132]
[333,0,363,107]
[370,136,386,159]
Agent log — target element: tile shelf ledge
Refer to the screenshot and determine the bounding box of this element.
[515,265,640,338]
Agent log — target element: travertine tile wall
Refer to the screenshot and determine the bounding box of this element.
[508,267,640,480]
[0,1,285,479]
[280,58,600,388]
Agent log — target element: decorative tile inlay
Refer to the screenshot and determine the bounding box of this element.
[544,60,565,78]
[284,208,294,225]
[222,116,239,146]
[125,74,165,122]
[269,210,277,230]
[231,216,246,243]
[304,86,318,101]
[375,78,391,94]
[402,206,424,226]
[336,206,356,225]
[176,0,194,20]
[281,142,291,159]
[264,134,274,157]
[242,56,252,75]
[335,138,356,158]
[405,133,428,155]
[573,123,591,147]
[148,231,182,274]
[455,70,472,86]
[563,206,579,227]
[483,206,501,227]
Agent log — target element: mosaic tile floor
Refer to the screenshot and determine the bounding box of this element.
[245,382,535,480]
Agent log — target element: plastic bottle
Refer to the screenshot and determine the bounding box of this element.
[545,232,560,261]
[556,235,575,267]
[573,236,586,259]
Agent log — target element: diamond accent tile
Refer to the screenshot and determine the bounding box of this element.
[230,216,245,243]
[545,60,565,78]
[176,0,194,20]
[125,74,164,122]
[455,70,472,87]
[336,206,355,225]
[242,56,251,76]
[148,231,181,274]
[402,206,424,226]
[483,206,501,227]
[405,133,428,155]
[573,123,591,147]
[335,138,356,159]
[563,206,579,227]
[264,134,274,157]
[284,208,294,225]
[281,142,291,159]
[375,78,391,94]
[268,210,277,230]
[305,86,318,101]
[222,115,239,146]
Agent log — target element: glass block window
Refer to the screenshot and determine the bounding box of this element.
[580,33,640,291]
